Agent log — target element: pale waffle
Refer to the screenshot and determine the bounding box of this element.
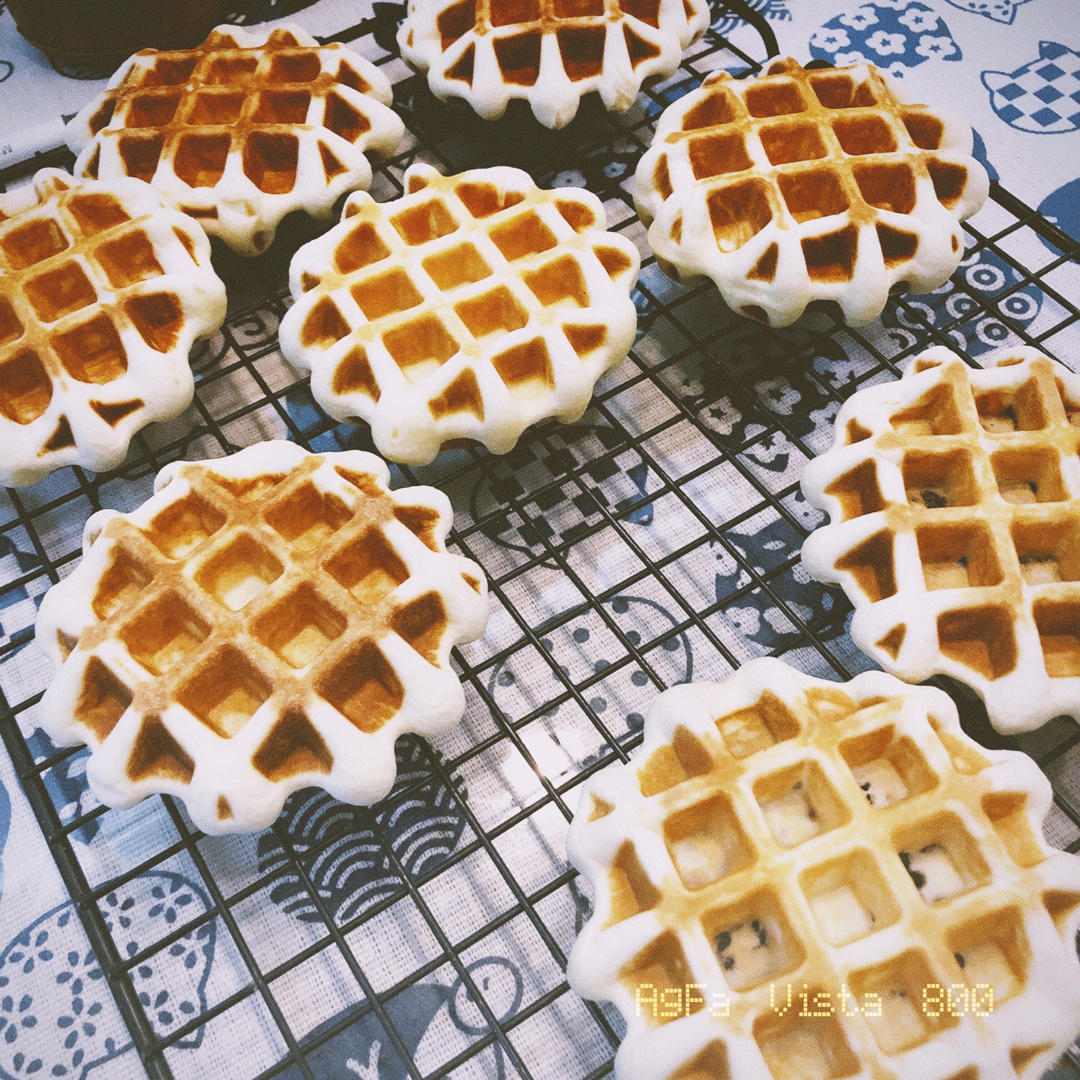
[567,658,1080,1080]
[633,57,989,328]
[801,346,1080,734]
[67,23,405,256]
[0,169,226,489]
[397,0,708,129]
[278,162,640,465]
[34,441,488,834]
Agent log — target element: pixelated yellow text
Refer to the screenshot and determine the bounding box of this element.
[633,981,995,1020]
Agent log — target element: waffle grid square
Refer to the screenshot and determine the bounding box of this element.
[802,345,1080,734]
[35,442,488,834]
[279,162,640,465]
[0,169,226,488]
[67,24,405,255]
[398,0,709,128]
[567,659,1080,1080]
[633,57,989,327]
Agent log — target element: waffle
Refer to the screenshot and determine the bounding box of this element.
[801,345,1080,734]
[34,441,488,834]
[567,658,1080,1080]
[278,162,640,464]
[397,0,708,129]
[67,24,405,256]
[633,57,989,328]
[0,169,226,489]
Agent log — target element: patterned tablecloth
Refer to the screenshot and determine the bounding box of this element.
[0,2,1079,1080]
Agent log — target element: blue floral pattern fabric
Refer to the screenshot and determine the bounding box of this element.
[810,2,962,74]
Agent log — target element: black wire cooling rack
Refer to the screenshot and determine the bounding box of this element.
[2,2,1080,1078]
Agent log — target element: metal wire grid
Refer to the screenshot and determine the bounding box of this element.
[1,2,1079,1077]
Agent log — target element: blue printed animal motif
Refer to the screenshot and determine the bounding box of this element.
[1038,177,1080,250]
[0,872,213,1080]
[881,247,1043,357]
[0,780,8,900]
[259,737,468,924]
[24,732,102,845]
[275,982,451,1080]
[0,534,47,655]
[971,129,998,183]
[943,0,1032,23]
[273,957,523,1080]
[809,2,961,75]
[982,42,1080,133]
[711,0,791,37]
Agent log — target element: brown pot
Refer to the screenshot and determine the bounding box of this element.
[6,0,233,70]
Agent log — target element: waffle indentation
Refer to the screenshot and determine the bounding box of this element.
[318,639,404,732]
[754,1006,859,1080]
[800,849,900,945]
[715,692,799,758]
[179,645,271,738]
[753,760,849,847]
[705,887,805,990]
[76,656,132,740]
[325,528,407,603]
[120,592,210,675]
[619,931,700,1026]
[0,350,52,424]
[148,492,226,558]
[839,725,937,808]
[253,583,346,668]
[195,532,284,610]
[1034,600,1080,678]
[947,907,1027,1005]
[663,793,753,890]
[851,950,959,1054]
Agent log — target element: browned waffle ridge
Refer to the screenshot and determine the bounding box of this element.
[67,23,405,255]
[802,346,1080,734]
[633,57,988,327]
[0,169,226,487]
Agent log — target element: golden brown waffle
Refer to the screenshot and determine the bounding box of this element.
[67,23,405,255]
[567,659,1080,1080]
[802,346,1080,734]
[633,57,989,327]
[35,441,488,834]
[397,0,708,128]
[0,169,226,488]
[278,162,640,464]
